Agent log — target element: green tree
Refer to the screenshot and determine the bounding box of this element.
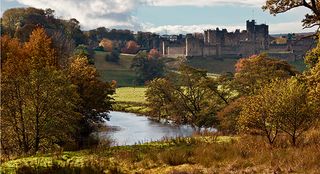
[74,44,95,64]
[68,56,115,147]
[239,79,318,146]
[305,34,320,68]
[305,61,320,116]
[1,68,79,154]
[105,48,120,63]
[63,18,87,46]
[146,65,229,129]
[234,54,297,96]
[131,51,165,85]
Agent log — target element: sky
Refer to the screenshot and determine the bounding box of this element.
[0,0,315,34]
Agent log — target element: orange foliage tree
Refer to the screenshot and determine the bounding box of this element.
[148,48,160,59]
[99,38,113,52]
[122,40,139,54]
[68,55,115,147]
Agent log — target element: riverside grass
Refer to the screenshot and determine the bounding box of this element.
[112,87,148,114]
[1,135,320,174]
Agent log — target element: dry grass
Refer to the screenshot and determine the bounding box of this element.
[2,131,320,174]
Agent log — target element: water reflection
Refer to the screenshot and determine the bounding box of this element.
[99,111,195,146]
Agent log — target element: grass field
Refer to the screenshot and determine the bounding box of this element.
[187,57,238,73]
[94,51,137,86]
[113,87,146,103]
[112,87,148,114]
[187,57,307,73]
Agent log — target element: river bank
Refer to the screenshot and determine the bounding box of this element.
[112,87,149,115]
[2,133,319,174]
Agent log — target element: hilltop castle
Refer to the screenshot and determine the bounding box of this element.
[160,20,314,61]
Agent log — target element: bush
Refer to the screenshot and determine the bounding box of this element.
[105,49,120,63]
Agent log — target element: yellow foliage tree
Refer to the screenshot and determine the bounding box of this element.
[23,27,57,69]
[0,29,80,155]
[67,55,115,147]
[239,78,318,146]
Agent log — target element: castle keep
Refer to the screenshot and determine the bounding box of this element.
[161,20,313,61]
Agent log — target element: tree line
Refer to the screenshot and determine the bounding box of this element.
[146,51,319,147]
[1,28,115,157]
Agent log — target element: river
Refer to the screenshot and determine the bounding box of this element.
[99,111,195,146]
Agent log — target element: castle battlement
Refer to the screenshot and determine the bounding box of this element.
[161,20,270,58]
[160,20,313,61]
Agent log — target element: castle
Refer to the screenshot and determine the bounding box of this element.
[160,20,314,61]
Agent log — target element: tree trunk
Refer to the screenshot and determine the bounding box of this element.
[35,112,40,152]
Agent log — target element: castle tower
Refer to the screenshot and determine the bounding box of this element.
[246,20,255,33]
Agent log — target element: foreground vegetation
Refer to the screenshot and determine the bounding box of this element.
[1,134,320,174]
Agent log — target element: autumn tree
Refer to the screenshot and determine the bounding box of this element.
[99,38,113,52]
[0,28,80,155]
[50,31,75,67]
[263,0,320,30]
[131,51,165,85]
[146,65,229,129]
[68,56,115,147]
[217,97,245,134]
[145,78,178,121]
[239,78,318,146]
[305,34,320,68]
[23,27,57,69]
[74,44,95,64]
[121,40,139,54]
[234,54,297,96]
[305,61,320,116]
[0,35,24,66]
[148,48,161,59]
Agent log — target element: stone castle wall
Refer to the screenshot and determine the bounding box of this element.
[161,20,314,61]
[167,46,185,57]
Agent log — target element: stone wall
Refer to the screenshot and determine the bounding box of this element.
[161,20,314,61]
[186,36,203,57]
[167,46,185,58]
[203,46,217,57]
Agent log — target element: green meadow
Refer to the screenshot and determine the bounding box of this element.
[94,51,137,87]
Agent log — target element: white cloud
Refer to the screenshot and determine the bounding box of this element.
[269,21,315,34]
[146,0,263,7]
[142,23,245,34]
[9,0,265,30]
[12,0,143,30]
[142,21,315,35]
[5,0,314,34]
